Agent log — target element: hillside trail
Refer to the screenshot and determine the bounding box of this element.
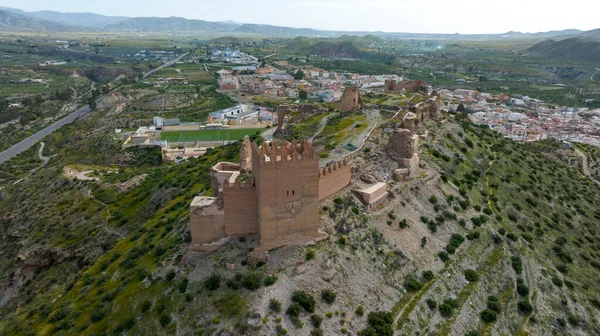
[574,147,600,186]
[12,142,52,186]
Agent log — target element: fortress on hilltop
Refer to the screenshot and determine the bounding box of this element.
[189,137,351,251]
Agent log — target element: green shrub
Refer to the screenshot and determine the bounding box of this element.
[463,269,479,282]
[292,290,316,313]
[242,272,262,291]
[480,309,497,323]
[426,298,437,309]
[204,274,220,291]
[516,278,529,296]
[310,314,323,328]
[264,275,278,286]
[159,314,171,328]
[405,278,423,291]
[165,269,176,281]
[269,298,282,313]
[551,277,563,287]
[140,300,152,313]
[306,249,315,261]
[355,305,365,316]
[517,300,533,315]
[438,251,450,262]
[286,303,302,317]
[321,289,337,304]
[399,219,409,228]
[361,311,393,336]
[422,270,434,281]
[511,256,523,275]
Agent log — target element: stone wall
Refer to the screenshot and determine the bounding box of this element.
[385,80,425,93]
[318,158,351,201]
[189,197,225,246]
[223,179,258,236]
[339,86,362,115]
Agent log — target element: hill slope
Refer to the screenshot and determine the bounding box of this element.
[104,16,237,32]
[0,6,127,28]
[0,9,73,32]
[286,35,386,59]
[528,37,600,63]
[0,103,598,335]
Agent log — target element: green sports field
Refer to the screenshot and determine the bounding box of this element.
[158,129,263,142]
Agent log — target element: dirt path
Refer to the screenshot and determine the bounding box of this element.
[12,142,52,185]
[310,113,336,142]
[574,148,591,176]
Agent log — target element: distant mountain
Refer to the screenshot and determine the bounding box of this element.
[500,29,582,39]
[233,23,338,37]
[104,16,238,32]
[579,28,600,40]
[0,9,73,32]
[527,37,600,63]
[0,6,127,28]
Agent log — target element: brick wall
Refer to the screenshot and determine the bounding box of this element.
[223,181,259,236]
[190,204,225,245]
[318,158,351,200]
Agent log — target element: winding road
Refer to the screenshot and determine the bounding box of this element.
[0,105,91,165]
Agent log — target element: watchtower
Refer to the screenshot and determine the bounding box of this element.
[251,139,320,248]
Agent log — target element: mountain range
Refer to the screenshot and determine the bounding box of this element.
[527,28,600,63]
[0,6,595,41]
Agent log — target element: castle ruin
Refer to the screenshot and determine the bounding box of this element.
[385,79,427,94]
[339,85,363,115]
[190,137,351,251]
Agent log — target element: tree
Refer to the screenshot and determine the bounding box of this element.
[88,97,97,111]
[457,103,466,112]
[294,70,305,80]
[299,90,308,100]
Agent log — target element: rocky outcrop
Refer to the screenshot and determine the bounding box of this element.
[247,250,269,266]
[17,247,68,269]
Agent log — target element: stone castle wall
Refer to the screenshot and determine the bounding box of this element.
[252,140,320,248]
[339,86,362,115]
[223,180,258,236]
[385,80,425,93]
[189,199,225,246]
[318,158,351,201]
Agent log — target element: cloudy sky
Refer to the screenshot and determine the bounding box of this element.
[1,0,598,34]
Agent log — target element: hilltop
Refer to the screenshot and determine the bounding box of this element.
[0,9,74,32]
[0,6,128,28]
[0,94,599,335]
[528,37,600,63]
[286,35,386,59]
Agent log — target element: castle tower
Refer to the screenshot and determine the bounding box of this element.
[251,138,320,248]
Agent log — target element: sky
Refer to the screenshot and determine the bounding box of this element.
[1,0,599,34]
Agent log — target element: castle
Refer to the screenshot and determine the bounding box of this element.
[189,137,351,251]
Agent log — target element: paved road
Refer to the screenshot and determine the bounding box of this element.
[0,105,91,165]
[142,52,190,79]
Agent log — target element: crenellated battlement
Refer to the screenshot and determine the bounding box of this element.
[251,138,317,165]
[224,174,256,189]
[319,158,350,178]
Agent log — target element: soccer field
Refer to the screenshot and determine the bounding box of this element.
[158,129,263,142]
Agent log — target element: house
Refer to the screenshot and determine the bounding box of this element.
[219,76,240,91]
